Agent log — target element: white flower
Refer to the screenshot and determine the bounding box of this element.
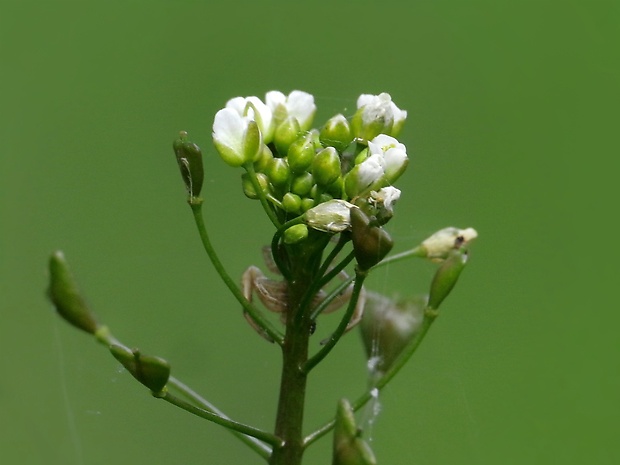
[344,153,385,198]
[421,227,478,259]
[353,93,407,139]
[265,90,316,131]
[304,199,358,233]
[225,96,274,144]
[212,108,261,167]
[368,134,408,184]
[370,186,401,213]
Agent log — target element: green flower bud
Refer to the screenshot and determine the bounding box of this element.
[47,251,99,335]
[287,132,315,174]
[274,116,301,157]
[173,131,204,198]
[312,146,341,187]
[300,197,315,212]
[110,345,170,393]
[320,114,353,153]
[428,249,468,310]
[253,144,274,172]
[283,224,309,244]
[282,192,302,214]
[351,208,394,270]
[265,157,291,187]
[333,399,377,465]
[360,292,424,375]
[241,172,269,199]
[291,172,314,197]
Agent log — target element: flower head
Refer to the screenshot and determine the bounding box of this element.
[352,93,407,141]
[212,108,262,167]
[367,134,408,185]
[266,90,316,132]
[226,95,274,143]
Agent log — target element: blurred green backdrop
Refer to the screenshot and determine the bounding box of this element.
[1,1,618,464]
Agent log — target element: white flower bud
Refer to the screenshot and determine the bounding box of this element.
[226,96,274,144]
[266,90,316,132]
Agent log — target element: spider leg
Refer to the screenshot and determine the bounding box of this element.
[242,266,288,341]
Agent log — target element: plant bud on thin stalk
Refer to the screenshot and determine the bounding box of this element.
[428,249,468,310]
[350,208,394,271]
[110,345,170,394]
[47,251,100,335]
[173,131,204,199]
[332,398,377,465]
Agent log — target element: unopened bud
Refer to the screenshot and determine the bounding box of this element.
[291,172,314,197]
[282,192,302,214]
[287,132,315,174]
[428,249,468,309]
[265,157,291,187]
[312,146,341,187]
[351,208,394,270]
[333,398,377,465]
[241,172,269,199]
[283,224,309,244]
[274,116,301,157]
[173,131,204,198]
[47,251,99,335]
[320,114,353,153]
[110,345,170,393]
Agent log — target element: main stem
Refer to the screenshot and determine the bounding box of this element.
[269,255,316,465]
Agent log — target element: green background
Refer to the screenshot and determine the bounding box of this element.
[1,1,617,464]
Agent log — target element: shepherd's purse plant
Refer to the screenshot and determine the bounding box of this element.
[47,90,478,465]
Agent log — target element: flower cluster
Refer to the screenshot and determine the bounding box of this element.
[212,90,409,240]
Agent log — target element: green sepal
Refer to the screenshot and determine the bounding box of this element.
[241,172,269,199]
[320,114,353,153]
[287,132,315,174]
[283,224,309,244]
[428,249,468,309]
[333,399,377,465]
[312,146,341,187]
[274,117,301,157]
[350,209,394,270]
[110,345,170,393]
[282,192,302,214]
[265,157,291,187]
[173,131,204,198]
[47,251,99,335]
[291,172,314,197]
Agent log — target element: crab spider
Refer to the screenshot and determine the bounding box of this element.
[241,247,365,342]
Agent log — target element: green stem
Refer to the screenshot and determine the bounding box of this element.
[270,217,305,280]
[160,391,283,449]
[303,307,438,447]
[373,246,425,269]
[244,163,281,228]
[190,201,284,345]
[269,254,319,465]
[167,377,272,459]
[302,269,367,374]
